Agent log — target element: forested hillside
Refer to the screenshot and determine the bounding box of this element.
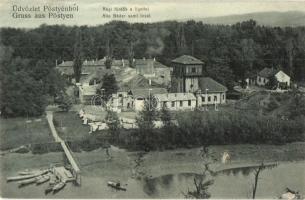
[1,20,305,117]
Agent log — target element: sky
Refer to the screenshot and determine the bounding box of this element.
[1,0,305,28]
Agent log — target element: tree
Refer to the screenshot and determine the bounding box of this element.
[100,73,119,101]
[73,29,83,83]
[0,56,47,117]
[266,76,278,90]
[184,146,215,199]
[288,88,305,119]
[104,56,112,69]
[135,97,158,150]
[160,104,172,128]
[206,57,235,90]
[57,92,72,112]
[105,110,120,142]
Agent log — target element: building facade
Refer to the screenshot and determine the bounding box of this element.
[171,55,204,93]
[153,93,197,111]
[257,68,290,88]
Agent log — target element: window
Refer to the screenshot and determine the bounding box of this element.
[201,96,205,102]
[118,94,123,97]
[171,101,175,107]
[192,67,196,73]
[208,96,211,102]
[180,101,183,107]
[223,94,225,100]
[214,96,217,101]
[188,100,191,106]
[163,101,167,107]
[258,77,261,82]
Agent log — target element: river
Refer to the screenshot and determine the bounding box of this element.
[1,143,304,198]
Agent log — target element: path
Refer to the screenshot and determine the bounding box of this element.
[46,111,81,184]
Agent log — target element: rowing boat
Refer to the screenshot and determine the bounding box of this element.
[36,174,50,185]
[7,170,49,182]
[52,181,66,193]
[18,175,42,186]
[107,181,127,191]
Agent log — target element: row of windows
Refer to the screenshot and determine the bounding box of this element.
[201,94,225,102]
[163,100,192,108]
[258,77,267,83]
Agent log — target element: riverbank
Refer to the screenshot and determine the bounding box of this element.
[1,142,305,198]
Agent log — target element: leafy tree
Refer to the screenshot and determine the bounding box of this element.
[105,110,121,142]
[184,146,215,199]
[100,73,119,101]
[160,104,172,128]
[0,59,47,117]
[206,57,235,90]
[104,56,112,69]
[135,98,158,150]
[57,93,72,112]
[266,76,278,90]
[73,29,83,83]
[288,89,305,119]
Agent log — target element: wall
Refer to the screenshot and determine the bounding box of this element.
[185,77,199,93]
[156,99,196,111]
[197,92,226,106]
[257,76,269,86]
[275,71,290,86]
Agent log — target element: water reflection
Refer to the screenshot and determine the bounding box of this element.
[142,164,278,197]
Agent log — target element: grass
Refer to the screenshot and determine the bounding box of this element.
[0,117,53,150]
[53,111,91,140]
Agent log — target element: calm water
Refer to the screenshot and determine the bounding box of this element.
[141,162,305,199]
[1,161,304,198]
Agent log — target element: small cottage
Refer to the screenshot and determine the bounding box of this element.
[257,68,290,89]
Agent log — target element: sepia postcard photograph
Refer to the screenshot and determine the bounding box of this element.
[0,0,305,199]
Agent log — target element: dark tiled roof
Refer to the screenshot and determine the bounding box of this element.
[198,77,227,93]
[120,74,161,91]
[258,68,279,78]
[172,55,204,65]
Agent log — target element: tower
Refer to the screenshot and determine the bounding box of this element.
[171,55,204,93]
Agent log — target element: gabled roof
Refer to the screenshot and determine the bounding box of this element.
[198,77,227,93]
[130,88,167,98]
[120,74,161,91]
[172,55,204,65]
[258,67,279,78]
[57,61,74,67]
[154,93,196,102]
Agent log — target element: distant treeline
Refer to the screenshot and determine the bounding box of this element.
[1,20,305,86]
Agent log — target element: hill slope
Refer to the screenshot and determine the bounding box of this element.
[196,11,305,27]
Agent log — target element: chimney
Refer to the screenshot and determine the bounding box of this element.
[62,60,65,64]
[122,59,125,67]
[85,59,87,64]
[143,57,146,61]
[153,57,156,62]
[133,58,135,62]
